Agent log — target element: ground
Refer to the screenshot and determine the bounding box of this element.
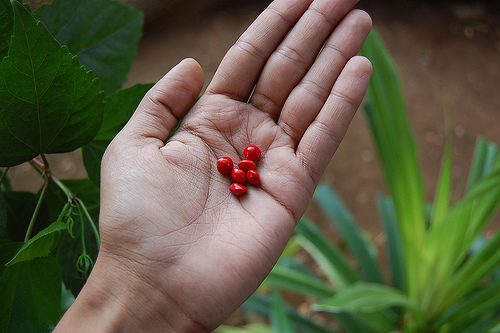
[8,0,500,327]
[13,0,500,231]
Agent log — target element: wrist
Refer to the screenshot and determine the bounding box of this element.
[54,251,206,332]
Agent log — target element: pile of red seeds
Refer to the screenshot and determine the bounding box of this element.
[217,145,262,196]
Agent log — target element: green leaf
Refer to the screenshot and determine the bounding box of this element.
[6,221,67,266]
[376,195,406,292]
[312,283,420,316]
[265,265,334,298]
[270,290,295,333]
[36,0,144,94]
[215,324,272,333]
[0,1,103,167]
[314,184,383,283]
[83,83,152,184]
[243,293,335,333]
[0,190,6,241]
[361,28,426,300]
[433,280,500,332]
[295,217,359,288]
[466,137,500,191]
[0,0,13,62]
[0,254,61,332]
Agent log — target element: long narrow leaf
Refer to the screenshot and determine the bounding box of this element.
[444,227,500,310]
[466,137,500,191]
[313,184,383,283]
[376,195,406,291]
[432,280,500,332]
[431,111,452,226]
[295,217,359,288]
[270,291,295,333]
[242,293,334,333]
[265,265,334,298]
[360,28,426,300]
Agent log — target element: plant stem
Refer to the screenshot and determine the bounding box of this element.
[75,197,100,248]
[24,175,50,242]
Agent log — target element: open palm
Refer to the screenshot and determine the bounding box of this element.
[60,0,372,331]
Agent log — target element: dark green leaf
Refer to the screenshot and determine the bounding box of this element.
[95,84,152,141]
[376,195,406,292]
[270,290,295,333]
[3,190,51,243]
[295,217,359,288]
[0,1,103,167]
[82,140,108,186]
[6,221,67,266]
[83,83,152,184]
[36,0,144,94]
[0,0,13,62]
[243,293,335,333]
[314,184,383,283]
[0,254,61,332]
[360,28,426,298]
[0,190,6,241]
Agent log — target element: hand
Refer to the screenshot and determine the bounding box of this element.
[55,0,372,331]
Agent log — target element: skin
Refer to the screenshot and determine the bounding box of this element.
[54,0,372,331]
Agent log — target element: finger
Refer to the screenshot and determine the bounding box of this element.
[277,10,372,145]
[249,0,360,118]
[206,0,313,100]
[122,58,204,143]
[297,56,372,185]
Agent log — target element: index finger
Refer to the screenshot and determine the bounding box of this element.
[206,0,313,100]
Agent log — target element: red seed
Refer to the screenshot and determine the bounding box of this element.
[230,183,247,196]
[244,145,261,160]
[231,168,247,184]
[238,159,257,171]
[217,157,233,175]
[247,169,261,186]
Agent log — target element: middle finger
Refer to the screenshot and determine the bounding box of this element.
[248,0,359,119]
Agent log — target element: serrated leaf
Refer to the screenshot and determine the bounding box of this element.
[36,0,143,94]
[0,0,13,62]
[0,254,61,332]
[6,221,67,266]
[0,1,103,167]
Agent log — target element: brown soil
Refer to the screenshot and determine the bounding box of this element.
[8,0,500,327]
[14,0,500,228]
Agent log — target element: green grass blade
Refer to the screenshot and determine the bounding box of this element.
[444,228,500,310]
[295,217,360,288]
[242,293,335,333]
[466,137,500,191]
[270,291,295,333]
[360,28,426,300]
[265,265,334,298]
[313,184,383,283]
[421,167,500,315]
[431,112,452,226]
[432,280,500,332]
[376,195,406,291]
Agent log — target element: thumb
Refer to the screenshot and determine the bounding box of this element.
[123,58,204,143]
